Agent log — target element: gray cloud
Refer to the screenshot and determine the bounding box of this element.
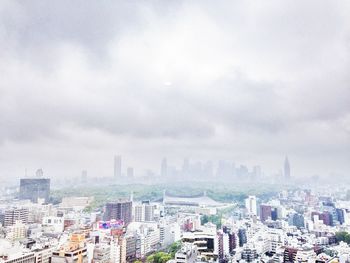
[0,0,349,180]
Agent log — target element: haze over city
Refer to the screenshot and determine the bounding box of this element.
[3,2,350,263]
[0,0,349,181]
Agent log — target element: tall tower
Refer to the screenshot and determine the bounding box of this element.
[161,158,167,178]
[114,155,122,178]
[284,156,290,179]
[245,196,257,216]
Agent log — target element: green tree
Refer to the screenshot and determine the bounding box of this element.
[336,231,350,244]
[147,255,154,263]
[168,241,181,258]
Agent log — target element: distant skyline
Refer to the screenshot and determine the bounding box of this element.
[0,1,349,180]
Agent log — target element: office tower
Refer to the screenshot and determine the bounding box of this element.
[127,167,134,178]
[245,196,257,216]
[238,228,247,247]
[134,200,155,222]
[161,158,167,178]
[271,207,278,221]
[217,231,224,261]
[6,220,27,240]
[203,160,214,179]
[284,156,290,179]
[114,155,122,178]
[144,202,155,222]
[81,170,87,183]
[4,208,29,226]
[236,165,249,179]
[134,205,143,222]
[182,158,190,177]
[228,232,236,252]
[20,176,50,203]
[288,213,305,228]
[260,204,272,222]
[217,160,232,179]
[336,209,345,225]
[104,201,133,225]
[253,165,262,178]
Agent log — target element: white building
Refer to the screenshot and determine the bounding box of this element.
[245,196,257,216]
[42,216,64,233]
[6,220,26,240]
[175,243,198,263]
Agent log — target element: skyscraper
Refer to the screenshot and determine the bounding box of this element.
[245,196,257,216]
[127,167,134,178]
[114,155,122,178]
[104,201,132,225]
[161,158,167,178]
[260,204,272,222]
[4,208,29,227]
[20,175,50,203]
[284,156,291,179]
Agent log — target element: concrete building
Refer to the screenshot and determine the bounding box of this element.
[0,253,35,263]
[52,233,88,263]
[284,156,290,179]
[114,155,122,178]
[19,177,50,203]
[134,201,155,222]
[42,216,64,233]
[4,208,29,227]
[92,244,110,263]
[245,196,257,216]
[104,201,132,225]
[260,205,272,222]
[6,220,26,240]
[182,227,217,261]
[175,243,198,263]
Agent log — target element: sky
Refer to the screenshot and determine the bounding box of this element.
[0,0,349,181]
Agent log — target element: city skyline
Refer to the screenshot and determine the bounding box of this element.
[1,1,350,262]
[0,1,349,180]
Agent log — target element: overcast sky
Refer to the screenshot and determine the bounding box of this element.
[0,0,349,180]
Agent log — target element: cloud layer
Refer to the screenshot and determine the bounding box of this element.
[0,0,349,180]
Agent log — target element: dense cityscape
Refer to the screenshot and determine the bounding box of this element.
[1,1,349,263]
[0,157,350,263]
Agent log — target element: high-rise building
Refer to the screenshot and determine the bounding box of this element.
[161,158,167,178]
[6,220,26,240]
[288,213,305,228]
[284,156,290,179]
[238,228,247,247]
[259,204,272,222]
[182,158,190,177]
[104,201,132,225]
[81,170,87,183]
[4,208,29,227]
[253,165,262,178]
[19,177,50,203]
[245,196,257,216]
[127,167,134,178]
[134,201,155,222]
[114,155,122,178]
